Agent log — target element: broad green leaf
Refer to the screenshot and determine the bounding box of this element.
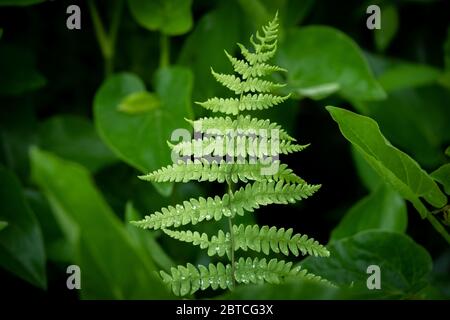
[302,231,433,299]
[0,167,46,289]
[118,91,160,114]
[431,164,450,195]
[30,148,171,299]
[94,68,193,196]
[0,221,8,231]
[275,27,385,101]
[128,0,193,35]
[327,106,447,218]
[374,5,398,52]
[223,277,347,300]
[446,147,450,157]
[377,63,441,92]
[236,0,271,29]
[178,2,240,102]
[125,202,174,272]
[38,115,117,172]
[0,0,43,5]
[356,87,450,168]
[331,185,407,240]
[237,0,315,30]
[364,52,442,92]
[351,146,382,191]
[0,44,46,95]
[25,189,73,263]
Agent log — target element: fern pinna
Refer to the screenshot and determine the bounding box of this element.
[132,14,330,297]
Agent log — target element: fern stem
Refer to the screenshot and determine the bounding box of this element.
[227,181,236,288]
[88,0,124,77]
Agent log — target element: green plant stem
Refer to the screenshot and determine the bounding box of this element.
[159,34,170,68]
[88,0,124,77]
[417,199,450,245]
[227,181,236,289]
[427,213,450,245]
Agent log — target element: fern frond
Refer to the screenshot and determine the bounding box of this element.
[233,224,329,257]
[225,51,286,79]
[138,160,303,184]
[133,14,331,297]
[162,224,329,258]
[196,93,290,115]
[169,136,308,158]
[187,115,296,141]
[211,68,285,94]
[160,257,325,296]
[132,181,320,230]
[238,43,278,66]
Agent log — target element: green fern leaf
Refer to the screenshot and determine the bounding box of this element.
[186,115,296,142]
[138,159,303,184]
[169,136,308,158]
[162,224,329,258]
[211,68,285,94]
[238,43,278,65]
[225,51,286,79]
[160,257,326,296]
[196,93,290,115]
[132,181,320,230]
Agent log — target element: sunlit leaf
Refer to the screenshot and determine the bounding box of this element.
[327,106,447,217]
[118,91,160,114]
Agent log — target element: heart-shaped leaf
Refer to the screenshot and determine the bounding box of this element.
[276,26,386,101]
[94,67,193,196]
[431,164,450,195]
[178,2,240,102]
[128,0,193,35]
[302,231,433,299]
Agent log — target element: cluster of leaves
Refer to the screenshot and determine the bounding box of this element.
[0,0,449,300]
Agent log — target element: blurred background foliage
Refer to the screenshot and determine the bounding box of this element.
[0,0,449,299]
